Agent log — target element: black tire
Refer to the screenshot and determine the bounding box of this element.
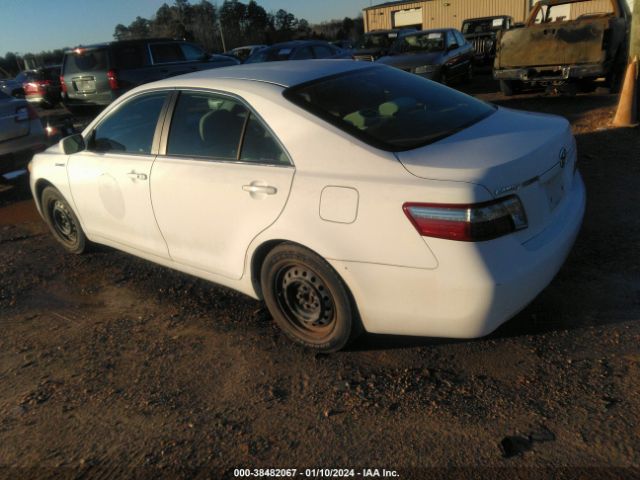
[41,186,88,254]
[499,79,520,97]
[261,243,361,352]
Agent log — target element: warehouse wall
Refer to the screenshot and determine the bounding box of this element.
[364,0,531,32]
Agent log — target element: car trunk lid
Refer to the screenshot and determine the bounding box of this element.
[396,107,576,243]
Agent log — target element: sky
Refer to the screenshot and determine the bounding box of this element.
[0,0,374,55]
[0,0,635,55]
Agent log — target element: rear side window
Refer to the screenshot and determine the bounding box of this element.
[167,92,248,160]
[291,47,314,60]
[284,66,495,152]
[150,43,185,64]
[312,45,335,59]
[64,49,108,75]
[112,44,147,69]
[240,114,289,165]
[90,92,167,154]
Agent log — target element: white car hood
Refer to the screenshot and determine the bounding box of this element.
[396,107,573,196]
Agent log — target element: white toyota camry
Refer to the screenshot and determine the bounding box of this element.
[29,60,585,352]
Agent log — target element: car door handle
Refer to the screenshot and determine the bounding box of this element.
[242,184,277,195]
[127,171,148,181]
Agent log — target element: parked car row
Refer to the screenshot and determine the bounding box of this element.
[0,91,46,176]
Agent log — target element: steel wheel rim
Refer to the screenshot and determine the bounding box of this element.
[275,263,336,340]
[51,200,78,244]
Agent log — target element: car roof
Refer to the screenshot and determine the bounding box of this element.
[166,60,373,88]
[65,38,186,51]
[264,40,332,49]
[463,15,511,22]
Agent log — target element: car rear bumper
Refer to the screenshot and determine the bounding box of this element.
[494,63,605,82]
[63,91,115,107]
[330,173,586,338]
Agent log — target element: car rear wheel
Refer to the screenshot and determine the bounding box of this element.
[41,186,88,254]
[261,243,361,352]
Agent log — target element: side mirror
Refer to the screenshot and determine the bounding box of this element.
[60,133,85,155]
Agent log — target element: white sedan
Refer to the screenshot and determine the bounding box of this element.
[29,60,585,352]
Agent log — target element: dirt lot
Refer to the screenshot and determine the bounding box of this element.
[1,76,639,479]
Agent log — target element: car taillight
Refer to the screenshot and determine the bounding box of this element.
[60,76,67,93]
[107,69,119,90]
[403,196,528,242]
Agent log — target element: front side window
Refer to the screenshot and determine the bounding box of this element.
[454,30,466,47]
[446,31,457,48]
[284,66,495,152]
[181,43,205,62]
[90,92,167,154]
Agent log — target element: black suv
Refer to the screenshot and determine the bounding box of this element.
[60,39,239,113]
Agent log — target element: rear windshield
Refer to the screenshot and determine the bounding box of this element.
[283,66,495,151]
[64,49,108,75]
[245,47,293,63]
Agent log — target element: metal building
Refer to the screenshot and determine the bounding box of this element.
[363,0,615,32]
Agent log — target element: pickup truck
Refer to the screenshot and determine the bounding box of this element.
[494,0,631,95]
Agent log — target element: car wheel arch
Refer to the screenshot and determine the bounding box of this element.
[249,239,360,315]
[36,180,85,231]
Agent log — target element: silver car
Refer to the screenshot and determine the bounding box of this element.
[0,91,46,176]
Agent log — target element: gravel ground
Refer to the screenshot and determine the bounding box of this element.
[0,75,639,479]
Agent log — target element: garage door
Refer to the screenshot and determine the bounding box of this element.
[393,8,423,28]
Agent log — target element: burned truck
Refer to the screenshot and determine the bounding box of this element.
[494,0,631,95]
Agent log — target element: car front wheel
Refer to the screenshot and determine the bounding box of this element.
[41,186,88,254]
[261,243,361,352]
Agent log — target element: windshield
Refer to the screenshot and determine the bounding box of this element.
[284,66,495,151]
[393,32,445,53]
[361,33,397,49]
[63,48,108,75]
[462,18,505,34]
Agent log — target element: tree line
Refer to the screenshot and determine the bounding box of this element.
[112,0,363,51]
[0,0,364,75]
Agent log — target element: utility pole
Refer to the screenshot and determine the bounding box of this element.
[631,0,639,59]
[613,0,639,126]
[219,19,227,52]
